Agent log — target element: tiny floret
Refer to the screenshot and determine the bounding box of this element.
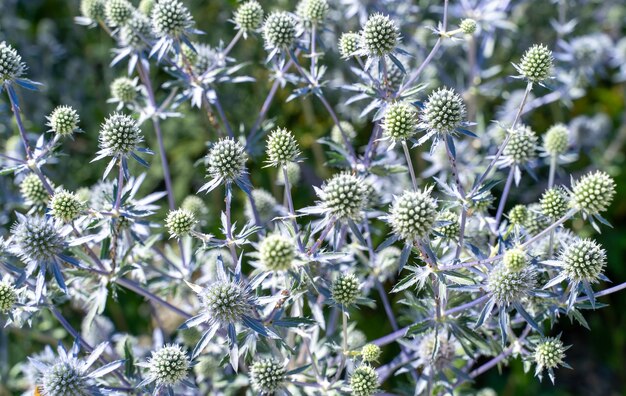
[362,14,400,57]
[50,190,83,222]
[249,358,286,393]
[382,101,418,142]
[519,44,553,82]
[206,138,248,181]
[111,77,138,103]
[508,204,528,225]
[201,280,250,324]
[47,105,80,136]
[339,32,360,59]
[263,12,297,49]
[540,187,568,219]
[104,0,134,27]
[503,125,537,163]
[560,239,606,283]
[0,41,25,83]
[165,209,196,238]
[420,87,466,134]
[234,1,264,31]
[332,273,360,306]
[20,173,49,207]
[459,18,477,35]
[297,0,329,24]
[361,344,381,363]
[487,264,536,305]
[320,173,367,221]
[259,234,295,271]
[266,127,300,166]
[152,0,193,37]
[148,344,190,386]
[0,281,17,313]
[503,247,528,272]
[350,365,379,396]
[389,189,438,241]
[570,171,615,215]
[543,124,569,155]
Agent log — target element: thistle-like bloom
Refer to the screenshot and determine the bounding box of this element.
[503,247,528,272]
[202,280,252,324]
[517,44,553,83]
[418,332,457,370]
[318,172,367,221]
[560,239,606,283]
[49,190,84,222]
[120,12,155,49]
[0,41,25,84]
[110,77,138,104]
[331,273,360,306]
[152,0,193,37]
[263,12,297,50]
[0,279,17,313]
[533,336,569,383]
[420,87,466,135]
[165,209,196,238]
[266,127,300,166]
[145,344,190,387]
[80,0,106,21]
[297,0,329,24]
[388,188,437,242]
[361,13,400,57]
[104,0,134,27]
[502,125,537,164]
[540,187,568,219]
[459,18,477,35]
[570,171,615,215]
[508,204,528,225]
[249,358,287,393]
[487,264,536,305]
[339,32,360,59]
[259,234,295,271]
[542,124,569,156]
[201,138,248,192]
[94,113,148,170]
[382,101,418,143]
[350,365,379,396]
[436,210,460,239]
[361,344,381,363]
[20,173,49,207]
[46,105,80,136]
[10,215,65,266]
[234,1,264,32]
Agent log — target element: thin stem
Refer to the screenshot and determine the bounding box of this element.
[308,219,335,256]
[548,155,557,188]
[4,83,32,159]
[282,166,304,252]
[225,182,239,265]
[333,310,349,382]
[401,140,418,191]
[223,29,243,57]
[469,325,531,379]
[310,26,317,76]
[114,160,124,211]
[115,277,192,318]
[494,166,515,229]
[212,91,235,138]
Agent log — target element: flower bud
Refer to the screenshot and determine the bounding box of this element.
[111,77,138,103]
[540,187,568,219]
[331,273,360,306]
[148,344,190,386]
[503,247,528,272]
[350,365,379,396]
[339,32,360,59]
[50,190,83,222]
[459,18,477,34]
[519,44,553,82]
[99,113,143,156]
[361,344,381,363]
[80,0,106,21]
[503,125,537,163]
[259,234,295,271]
[249,358,286,393]
[420,87,466,134]
[234,1,264,31]
[389,189,437,241]
[362,13,400,57]
[570,171,615,215]
[382,102,418,142]
[267,127,300,166]
[20,173,49,207]
[543,124,569,156]
[508,204,528,225]
[534,337,566,370]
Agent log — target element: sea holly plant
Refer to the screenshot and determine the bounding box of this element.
[1,0,626,395]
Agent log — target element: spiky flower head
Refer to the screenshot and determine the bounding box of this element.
[331,121,357,146]
[80,0,106,20]
[20,173,49,207]
[0,280,17,313]
[284,162,301,185]
[121,12,155,49]
[534,337,566,371]
[152,0,193,37]
[41,360,91,396]
[487,264,536,305]
[192,44,218,72]
[436,210,459,239]
[543,124,569,155]
[105,0,134,27]
[540,187,568,219]
[259,234,295,271]
[459,18,477,34]
[10,216,65,264]
[503,125,537,163]
[508,204,528,225]
[138,0,155,15]
[418,332,457,369]
[570,171,615,215]
[249,358,286,393]
[165,209,196,238]
[148,344,190,386]
[47,105,80,136]
[245,189,278,224]
[389,189,437,241]
[263,12,297,49]
[519,44,553,82]
[350,365,379,396]
[297,0,329,24]
[98,113,143,156]
[524,204,550,235]
[382,101,418,142]
[181,195,208,217]
[361,13,400,57]
[50,190,83,222]
[420,87,466,134]
[0,41,25,83]
[266,128,300,166]
[111,77,138,103]
[361,344,381,363]
[206,138,248,181]
[339,32,360,59]
[234,1,264,31]
[503,247,528,272]
[331,273,360,306]
[320,173,366,221]
[201,280,251,324]
[560,239,606,283]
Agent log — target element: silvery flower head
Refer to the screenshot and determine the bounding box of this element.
[0,41,26,84]
[104,0,134,27]
[266,127,301,167]
[200,138,248,193]
[360,13,400,58]
[165,208,197,238]
[487,263,537,306]
[110,77,139,105]
[49,189,84,223]
[258,234,295,271]
[249,358,287,394]
[151,0,194,37]
[20,173,49,208]
[533,336,570,383]
[145,344,190,387]
[516,44,553,83]
[46,105,81,137]
[339,32,360,59]
[417,331,457,370]
[94,113,151,175]
[542,124,570,156]
[234,1,264,33]
[502,124,538,164]
[387,188,438,242]
[570,170,616,215]
[120,11,155,50]
[419,87,467,136]
[9,214,66,267]
[296,0,329,25]
[317,172,367,221]
[263,12,297,51]
[331,273,361,306]
[382,101,418,144]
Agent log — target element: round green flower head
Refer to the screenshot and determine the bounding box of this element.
[519,44,553,82]
[503,247,528,272]
[42,361,90,396]
[503,125,537,163]
[152,0,193,37]
[249,358,286,393]
[207,138,248,181]
[350,365,379,396]
[121,12,155,49]
[0,281,17,313]
[570,171,615,215]
[148,344,190,386]
[361,344,381,363]
[487,264,536,305]
[165,209,196,238]
[259,234,295,271]
[534,337,566,370]
[508,204,528,225]
[362,13,400,57]
[202,280,250,324]
[339,32,360,59]
[266,127,300,166]
[320,173,367,221]
[105,0,134,27]
[389,189,437,241]
[420,87,466,134]
[0,41,25,83]
[543,124,569,155]
[436,210,460,239]
[284,162,301,185]
[50,190,83,222]
[47,105,80,136]
[263,12,297,49]
[245,189,277,224]
[560,239,606,283]
[80,0,106,20]
[331,121,357,146]
[297,0,329,24]
[459,18,477,34]
[524,204,550,235]
[111,77,138,103]
[181,195,208,217]
[99,113,143,156]
[234,1,264,31]
[418,332,456,369]
[20,173,48,207]
[382,101,418,142]
[331,273,360,306]
[138,0,155,15]
[540,187,568,219]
